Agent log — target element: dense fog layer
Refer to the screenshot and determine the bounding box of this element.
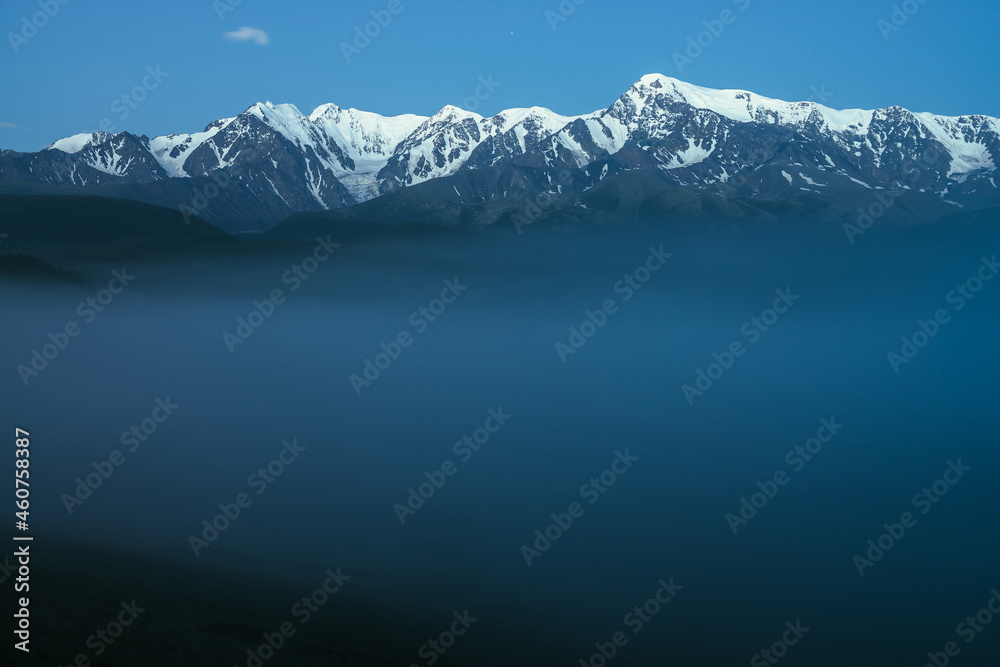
[3,216,998,665]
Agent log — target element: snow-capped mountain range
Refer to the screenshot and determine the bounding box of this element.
[2,74,998,231]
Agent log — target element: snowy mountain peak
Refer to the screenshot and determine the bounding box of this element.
[246,101,308,124]
[308,104,426,139]
[625,73,817,125]
[308,103,343,121]
[47,132,114,154]
[431,105,483,122]
[491,106,584,133]
[205,117,236,132]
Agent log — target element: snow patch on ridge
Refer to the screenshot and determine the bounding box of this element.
[148,120,234,178]
[631,74,875,133]
[914,113,996,178]
[47,133,108,154]
[665,139,715,170]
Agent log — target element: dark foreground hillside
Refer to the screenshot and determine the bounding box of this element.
[8,538,425,667]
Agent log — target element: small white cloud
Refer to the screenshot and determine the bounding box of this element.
[0,122,17,129]
[224,26,270,46]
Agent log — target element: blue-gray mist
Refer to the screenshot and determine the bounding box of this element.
[2,216,998,666]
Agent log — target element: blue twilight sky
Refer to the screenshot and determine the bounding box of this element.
[1,0,998,152]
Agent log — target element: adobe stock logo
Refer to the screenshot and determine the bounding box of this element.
[458,75,502,113]
[672,0,752,73]
[545,0,587,31]
[61,397,180,515]
[520,450,639,567]
[88,65,170,135]
[7,0,72,54]
[340,0,406,63]
[577,578,683,667]
[223,236,341,353]
[408,610,478,667]
[17,268,136,386]
[213,0,244,21]
[750,620,810,667]
[393,407,512,524]
[878,0,930,41]
[55,600,145,666]
[187,439,306,556]
[512,170,576,235]
[843,145,942,244]
[921,588,1000,667]
[682,288,800,405]
[725,417,844,535]
[233,568,350,667]
[555,246,672,363]
[350,278,468,395]
[179,146,262,224]
[886,255,998,373]
[851,459,970,576]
